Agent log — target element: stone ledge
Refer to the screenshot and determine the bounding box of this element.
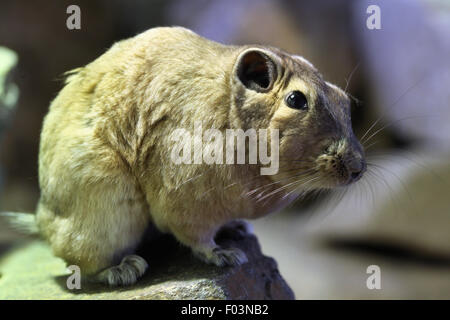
[0,233,294,300]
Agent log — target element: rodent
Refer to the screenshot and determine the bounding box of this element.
[21,27,367,285]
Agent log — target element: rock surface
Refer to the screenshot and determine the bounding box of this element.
[0,232,294,300]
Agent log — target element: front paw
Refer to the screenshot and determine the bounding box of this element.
[194,246,248,267]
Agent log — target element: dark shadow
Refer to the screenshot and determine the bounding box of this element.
[0,239,32,264]
[322,236,450,268]
[52,224,246,295]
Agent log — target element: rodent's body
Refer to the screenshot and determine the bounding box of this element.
[36,27,365,285]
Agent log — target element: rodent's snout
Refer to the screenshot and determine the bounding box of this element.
[316,138,366,187]
[344,154,366,184]
[340,137,366,184]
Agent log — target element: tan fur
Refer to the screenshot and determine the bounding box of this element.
[36,27,365,285]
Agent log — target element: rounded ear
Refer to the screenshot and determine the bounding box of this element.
[235,49,278,92]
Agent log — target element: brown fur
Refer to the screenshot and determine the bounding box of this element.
[36,27,365,285]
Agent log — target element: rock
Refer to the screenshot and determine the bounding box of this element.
[0,232,294,300]
[352,0,450,151]
[0,46,19,134]
[0,46,19,197]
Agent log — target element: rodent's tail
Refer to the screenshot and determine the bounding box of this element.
[0,212,39,236]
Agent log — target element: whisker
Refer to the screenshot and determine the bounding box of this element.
[197,162,311,198]
[247,172,314,202]
[246,169,317,197]
[367,151,448,186]
[363,173,377,211]
[366,166,404,217]
[344,62,360,93]
[362,115,435,146]
[363,140,382,152]
[368,162,414,206]
[359,75,428,142]
[256,175,320,203]
[175,167,214,189]
[282,175,322,201]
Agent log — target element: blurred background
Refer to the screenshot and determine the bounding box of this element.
[0,0,449,299]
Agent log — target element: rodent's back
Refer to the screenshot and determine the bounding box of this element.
[37,27,240,228]
[39,27,236,176]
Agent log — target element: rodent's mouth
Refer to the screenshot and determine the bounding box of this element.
[314,153,366,188]
[270,153,366,194]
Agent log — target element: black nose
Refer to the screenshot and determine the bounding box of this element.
[347,158,366,182]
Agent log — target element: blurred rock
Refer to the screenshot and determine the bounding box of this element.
[352,0,450,151]
[168,0,356,87]
[0,233,294,300]
[0,46,18,135]
[0,0,169,213]
[0,46,19,223]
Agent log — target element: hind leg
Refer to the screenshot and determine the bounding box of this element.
[37,184,151,286]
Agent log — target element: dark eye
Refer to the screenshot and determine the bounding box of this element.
[285,91,308,110]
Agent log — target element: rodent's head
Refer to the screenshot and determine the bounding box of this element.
[230,47,366,190]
